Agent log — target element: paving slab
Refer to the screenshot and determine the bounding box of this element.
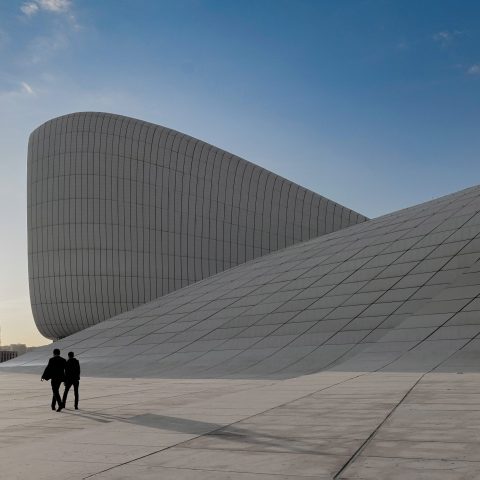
[90,464,324,480]
[339,457,480,480]
[1,370,480,479]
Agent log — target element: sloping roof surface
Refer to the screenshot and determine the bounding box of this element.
[8,185,480,378]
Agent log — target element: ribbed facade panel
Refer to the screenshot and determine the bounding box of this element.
[28,112,367,339]
[11,185,480,379]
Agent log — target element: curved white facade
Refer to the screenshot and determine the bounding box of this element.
[28,112,367,339]
[12,185,480,378]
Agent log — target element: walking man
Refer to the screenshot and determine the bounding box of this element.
[62,351,80,410]
[41,348,66,412]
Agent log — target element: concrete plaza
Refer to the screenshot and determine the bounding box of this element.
[0,370,479,479]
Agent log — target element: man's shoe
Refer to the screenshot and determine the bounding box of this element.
[75,406,78,410]
[56,407,63,412]
[51,406,56,411]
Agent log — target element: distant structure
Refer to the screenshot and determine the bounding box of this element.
[7,344,27,356]
[27,112,368,340]
[0,351,18,363]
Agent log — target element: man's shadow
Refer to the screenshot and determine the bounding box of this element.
[63,409,322,454]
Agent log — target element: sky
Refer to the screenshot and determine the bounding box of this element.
[0,0,479,346]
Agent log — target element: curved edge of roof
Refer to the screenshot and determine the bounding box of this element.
[29,111,369,221]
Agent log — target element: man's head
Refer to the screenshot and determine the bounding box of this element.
[68,351,74,359]
[53,348,60,356]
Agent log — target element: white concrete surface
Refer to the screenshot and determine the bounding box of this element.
[1,370,479,479]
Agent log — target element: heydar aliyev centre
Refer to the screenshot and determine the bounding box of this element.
[5,111,480,379]
[27,112,368,340]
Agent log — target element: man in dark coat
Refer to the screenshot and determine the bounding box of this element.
[62,351,80,410]
[41,348,66,412]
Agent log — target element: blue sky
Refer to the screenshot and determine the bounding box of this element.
[0,0,479,345]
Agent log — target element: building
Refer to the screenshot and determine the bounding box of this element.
[7,344,27,356]
[0,351,18,363]
[27,112,367,340]
[6,111,478,378]
[9,181,480,378]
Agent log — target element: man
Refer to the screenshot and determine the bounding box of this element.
[41,348,66,412]
[62,351,80,410]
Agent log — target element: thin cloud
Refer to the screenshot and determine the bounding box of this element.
[467,64,480,76]
[433,31,452,42]
[20,0,80,32]
[20,2,39,16]
[432,30,463,46]
[25,31,70,64]
[0,82,37,101]
[38,0,71,12]
[20,82,35,95]
[20,0,79,65]
[21,0,71,16]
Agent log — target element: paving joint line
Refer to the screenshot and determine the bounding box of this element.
[333,373,425,479]
[82,372,367,479]
[364,454,480,463]
[120,463,326,477]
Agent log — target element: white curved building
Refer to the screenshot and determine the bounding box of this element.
[11,184,480,378]
[28,112,367,339]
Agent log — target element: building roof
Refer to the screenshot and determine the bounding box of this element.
[6,184,480,377]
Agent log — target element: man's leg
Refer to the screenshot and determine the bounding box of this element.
[51,394,56,410]
[73,381,79,409]
[62,382,72,406]
[51,380,63,411]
